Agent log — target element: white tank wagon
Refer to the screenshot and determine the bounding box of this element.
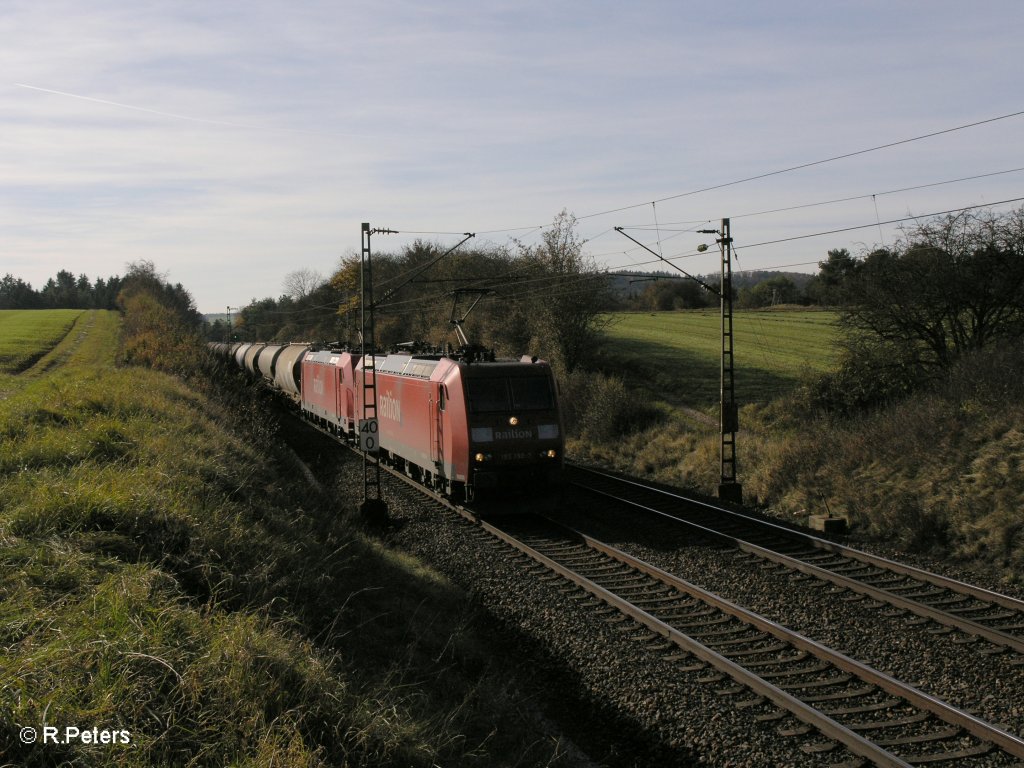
[242,343,267,376]
[256,344,287,383]
[233,342,254,369]
[206,340,310,401]
[273,343,310,397]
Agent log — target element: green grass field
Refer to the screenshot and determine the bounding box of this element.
[597,309,840,409]
[0,309,85,374]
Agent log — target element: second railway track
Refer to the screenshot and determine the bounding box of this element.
[368,448,1024,765]
[482,512,1024,766]
[568,464,1024,659]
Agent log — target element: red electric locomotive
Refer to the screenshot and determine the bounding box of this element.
[210,339,564,502]
[358,352,563,501]
[300,349,360,438]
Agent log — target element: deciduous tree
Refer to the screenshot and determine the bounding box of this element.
[508,210,611,372]
[283,268,324,300]
[842,207,1024,371]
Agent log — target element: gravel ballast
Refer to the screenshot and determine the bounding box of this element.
[285,411,1024,766]
[321,456,867,766]
[554,494,1024,766]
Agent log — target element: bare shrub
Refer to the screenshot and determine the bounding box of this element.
[559,370,663,443]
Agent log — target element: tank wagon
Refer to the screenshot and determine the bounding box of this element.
[256,344,287,382]
[273,343,310,400]
[242,343,267,375]
[209,341,311,400]
[208,342,563,501]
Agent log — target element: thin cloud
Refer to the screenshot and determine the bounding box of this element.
[4,1,1023,311]
[13,83,360,137]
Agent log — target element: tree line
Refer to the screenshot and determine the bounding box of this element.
[219,211,611,375]
[808,206,1024,413]
[218,205,1024,397]
[0,270,124,310]
[617,269,820,311]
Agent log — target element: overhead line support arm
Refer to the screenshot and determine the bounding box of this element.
[375,232,476,308]
[614,227,722,297]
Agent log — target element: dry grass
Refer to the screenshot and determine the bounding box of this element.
[744,346,1024,577]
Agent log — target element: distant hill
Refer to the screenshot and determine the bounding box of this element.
[607,269,816,299]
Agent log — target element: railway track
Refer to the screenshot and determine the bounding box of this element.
[297,423,1024,764]
[480,513,1024,766]
[362,453,1024,765]
[568,464,1024,658]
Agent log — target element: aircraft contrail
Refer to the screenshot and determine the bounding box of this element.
[13,82,345,136]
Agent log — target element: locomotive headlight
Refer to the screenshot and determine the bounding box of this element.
[475,452,491,462]
[546,449,558,459]
[509,416,519,426]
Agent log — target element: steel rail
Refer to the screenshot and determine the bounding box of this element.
[483,517,916,767]
[293,422,1024,763]
[555,520,1024,761]
[328,440,910,764]
[570,465,1024,613]
[570,465,1024,654]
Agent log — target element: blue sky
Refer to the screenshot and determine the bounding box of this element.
[4,0,1022,312]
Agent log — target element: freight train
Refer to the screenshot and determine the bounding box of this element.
[208,341,564,501]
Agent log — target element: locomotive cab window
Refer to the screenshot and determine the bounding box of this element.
[467,376,554,413]
[467,379,511,413]
[510,376,554,411]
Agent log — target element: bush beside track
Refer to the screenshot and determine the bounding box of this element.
[746,342,1024,574]
[1,302,582,766]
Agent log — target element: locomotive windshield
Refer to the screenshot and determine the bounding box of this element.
[467,376,554,413]
[467,379,510,412]
[509,376,554,410]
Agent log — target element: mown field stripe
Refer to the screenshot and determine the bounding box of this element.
[598,309,840,408]
[0,309,86,374]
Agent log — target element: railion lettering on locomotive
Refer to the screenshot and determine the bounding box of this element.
[379,391,402,423]
[493,427,533,441]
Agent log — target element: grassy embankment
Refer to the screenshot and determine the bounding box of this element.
[1,309,578,766]
[582,309,1024,580]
